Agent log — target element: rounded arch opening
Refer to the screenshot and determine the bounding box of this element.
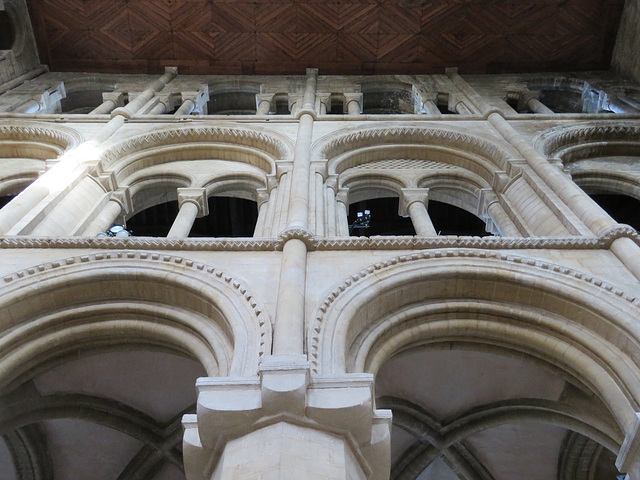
[0,10,14,50]
[312,253,637,479]
[361,81,415,114]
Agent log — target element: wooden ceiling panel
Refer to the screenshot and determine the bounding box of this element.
[25,0,625,75]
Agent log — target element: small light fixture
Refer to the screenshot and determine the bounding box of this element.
[97,225,133,237]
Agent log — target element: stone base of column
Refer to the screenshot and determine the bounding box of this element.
[211,422,366,480]
[183,355,391,480]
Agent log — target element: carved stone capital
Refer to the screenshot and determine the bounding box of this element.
[184,357,391,480]
[102,92,125,107]
[110,188,133,215]
[325,174,339,193]
[343,93,363,113]
[399,187,429,216]
[256,188,269,208]
[177,187,208,217]
[336,187,349,206]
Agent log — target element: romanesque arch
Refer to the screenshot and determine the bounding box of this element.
[0,121,82,198]
[0,251,272,479]
[310,250,640,478]
[312,125,529,237]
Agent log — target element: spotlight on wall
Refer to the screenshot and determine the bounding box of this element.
[349,209,371,234]
[97,225,133,237]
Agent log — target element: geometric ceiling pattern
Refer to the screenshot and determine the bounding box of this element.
[26,0,625,75]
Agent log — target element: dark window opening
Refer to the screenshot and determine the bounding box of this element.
[60,90,107,114]
[591,194,640,231]
[274,97,289,115]
[536,89,583,113]
[207,92,257,115]
[428,200,491,236]
[190,197,258,237]
[0,11,14,50]
[348,198,415,237]
[362,90,413,114]
[0,195,15,209]
[126,200,179,237]
[125,197,258,237]
[329,96,344,114]
[436,93,456,114]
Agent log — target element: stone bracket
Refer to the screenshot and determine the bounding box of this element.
[185,356,391,480]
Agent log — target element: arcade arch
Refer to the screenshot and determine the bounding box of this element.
[0,253,272,480]
[311,252,640,479]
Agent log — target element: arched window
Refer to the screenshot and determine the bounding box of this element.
[528,78,587,113]
[589,193,640,231]
[0,11,14,50]
[59,81,117,114]
[427,200,491,236]
[361,82,415,114]
[207,82,260,115]
[348,197,415,237]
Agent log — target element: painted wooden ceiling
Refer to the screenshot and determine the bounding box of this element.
[26,0,625,75]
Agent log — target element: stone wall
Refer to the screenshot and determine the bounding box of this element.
[612,0,640,82]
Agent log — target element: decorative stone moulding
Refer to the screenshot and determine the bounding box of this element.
[308,247,640,375]
[183,355,391,480]
[5,231,640,251]
[536,121,640,157]
[0,250,272,363]
[313,124,519,171]
[100,124,294,170]
[0,120,83,152]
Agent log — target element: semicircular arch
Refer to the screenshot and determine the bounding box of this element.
[100,125,293,177]
[310,249,640,434]
[313,125,517,178]
[0,251,272,389]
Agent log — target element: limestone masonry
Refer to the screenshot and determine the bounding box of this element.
[3,0,640,479]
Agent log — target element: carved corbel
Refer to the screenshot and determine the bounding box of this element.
[184,356,391,480]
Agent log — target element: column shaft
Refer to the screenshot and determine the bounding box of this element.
[407,201,437,236]
[486,201,521,237]
[315,173,325,236]
[337,200,349,236]
[175,98,196,115]
[527,98,554,114]
[347,100,360,115]
[257,100,271,115]
[90,100,116,115]
[112,68,177,118]
[83,199,122,236]
[423,100,441,115]
[273,68,317,355]
[326,185,337,236]
[167,201,199,238]
[273,238,307,354]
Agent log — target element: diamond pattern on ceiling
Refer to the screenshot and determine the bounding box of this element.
[25,0,625,75]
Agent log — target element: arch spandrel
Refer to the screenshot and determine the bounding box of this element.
[310,249,640,433]
[0,251,272,388]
